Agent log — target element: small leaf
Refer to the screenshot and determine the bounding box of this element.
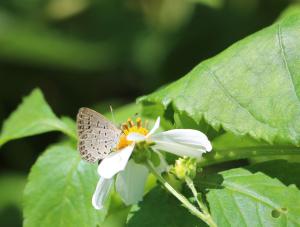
[127,187,205,227]
[23,144,107,227]
[197,168,300,226]
[0,88,76,147]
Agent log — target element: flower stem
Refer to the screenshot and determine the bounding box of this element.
[185,177,209,214]
[146,160,217,227]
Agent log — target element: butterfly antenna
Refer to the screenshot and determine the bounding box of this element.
[110,105,116,124]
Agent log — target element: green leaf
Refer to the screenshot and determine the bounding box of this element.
[23,144,107,227]
[0,88,76,147]
[197,168,300,226]
[139,10,300,145]
[127,187,205,227]
[278,4,300,20]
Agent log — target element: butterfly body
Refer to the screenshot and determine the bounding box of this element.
[77,107,121,163]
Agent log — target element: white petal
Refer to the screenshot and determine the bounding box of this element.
[92,177,113,210]
[152,129,212,151]
[127,133,146,142]
[116,160,148,205]
[147,117,160,136]
[98,144,135,179]
[152,142,205,158]
[151,129,212,159]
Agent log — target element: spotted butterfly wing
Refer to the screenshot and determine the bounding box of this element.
[77,107,121,163]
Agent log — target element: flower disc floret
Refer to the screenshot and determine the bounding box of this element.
[117,118,148,150]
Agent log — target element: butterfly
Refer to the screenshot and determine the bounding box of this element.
[77,107,121,163]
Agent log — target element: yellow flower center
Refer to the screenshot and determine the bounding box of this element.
[116,117,148,150]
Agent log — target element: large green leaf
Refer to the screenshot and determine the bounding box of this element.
[0,88,76,147]
[139,9,300,145]
[127,187,204,227]
[197,168,300,227]
[23,144,107,227]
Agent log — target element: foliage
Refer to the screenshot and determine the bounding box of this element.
[197,167,300,226]
[1,3,300,227]
[127,187,203,227]
[0,88,76,147]
[23,144,106,227]
[139,10,300,146]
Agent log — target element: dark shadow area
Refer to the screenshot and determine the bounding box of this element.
[0,205,22,227]
[246,159,300,188]
[127,187,205,227]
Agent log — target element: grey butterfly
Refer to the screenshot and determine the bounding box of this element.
[77,107,121,163]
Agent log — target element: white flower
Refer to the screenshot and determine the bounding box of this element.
[92,117,212,210]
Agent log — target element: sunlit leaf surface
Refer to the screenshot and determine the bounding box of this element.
[23,144,107,227]
[140,11,300,145]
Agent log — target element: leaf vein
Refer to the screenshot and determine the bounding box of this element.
[213,193,231,226]
[230,191,248,227]
[255,203,263,227]
[277,23,300,102]
[206,65,277,132]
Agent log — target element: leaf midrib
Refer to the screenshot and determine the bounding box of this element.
[276,22,300,102]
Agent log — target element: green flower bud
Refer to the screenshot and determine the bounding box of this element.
[171,157,197,180]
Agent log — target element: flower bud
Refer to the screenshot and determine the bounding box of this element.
[171,157,197,180]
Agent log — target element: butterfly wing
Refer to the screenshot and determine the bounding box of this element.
[77,107,121,163]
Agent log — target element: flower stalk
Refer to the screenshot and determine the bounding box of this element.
[185,177,209,215]
[146,160,217,227]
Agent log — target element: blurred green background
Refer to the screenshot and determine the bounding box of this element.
[0,0,298,226]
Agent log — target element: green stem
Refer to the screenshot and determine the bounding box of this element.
[185,177,209,214]
[146,161,217,227]
[199,146,300,168]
